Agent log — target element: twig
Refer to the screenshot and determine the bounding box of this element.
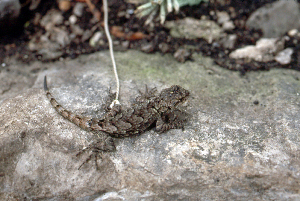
[85,0,101,21]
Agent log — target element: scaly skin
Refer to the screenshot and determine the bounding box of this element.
[44,76,189,169]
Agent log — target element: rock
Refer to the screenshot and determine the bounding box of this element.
[158,42,170,53]
[73,3,85,17]
[28,8,71,60]
[216,11,230,24]
[216,11,235,31]
[0,0,20,19]
[71,24,84,36]
[28,0,41,10]
[121,40,130,49]
[275,48,294,65]
[89,31,103,47]
[28,32,64,60]
[50,28,71,47]
[229,38,284,62]
[69,15,77,25]
[0,0,21,34]
[173,48,192,62]
[222,21,235,31]
[220,34,237,49]
[164,17,224,42]
[288,29,299,37]
[81,29,94,42]
[246,0,300,38]
[1,51,300,200]
[58,0,71,12]
[40,9,64,29]
[140,42,154,53]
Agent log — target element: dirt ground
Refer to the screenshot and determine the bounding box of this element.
[0,0,299,74]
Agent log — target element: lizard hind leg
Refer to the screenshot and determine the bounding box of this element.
[76,132,116,170]
[77,151,103,170]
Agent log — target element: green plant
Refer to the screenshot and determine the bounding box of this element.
[136,0,208,24]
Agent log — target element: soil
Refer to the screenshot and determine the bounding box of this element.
[0,0,299,74]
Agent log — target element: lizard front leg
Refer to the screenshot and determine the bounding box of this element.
[155,110,186,133]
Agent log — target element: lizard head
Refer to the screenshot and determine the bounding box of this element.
[158,85,190,109]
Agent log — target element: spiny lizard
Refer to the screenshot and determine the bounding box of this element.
[44,76,189,168]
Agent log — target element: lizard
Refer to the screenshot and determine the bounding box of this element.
[44,76,190,169]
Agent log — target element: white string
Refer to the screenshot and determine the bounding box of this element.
[103,0,120,107]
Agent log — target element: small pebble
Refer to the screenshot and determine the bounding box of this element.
[69,15,77,25]
[275,48,293,65]
[217,11,230,24]
[174,48,192,63]
[220,34,237,49]
[122,41,130,49]
[222,21,235,30]
[141,43,154,53]
[89,31,103,47]
[158,43,170,53]
[81,30,93,42]
[73,3,85,17]
[71,24,84,36]
[288,29,298,37]
[58,0,71,12]
[127,9,134,15]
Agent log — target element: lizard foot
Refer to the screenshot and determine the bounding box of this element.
[76,133,116,170]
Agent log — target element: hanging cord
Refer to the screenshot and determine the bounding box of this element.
[103,0,120,108]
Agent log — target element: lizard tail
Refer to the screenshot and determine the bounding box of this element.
[44,76,92,130]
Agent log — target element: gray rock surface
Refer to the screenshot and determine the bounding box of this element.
[1,50,300,200]
[246,0,300,38]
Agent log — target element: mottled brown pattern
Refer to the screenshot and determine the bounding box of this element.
[44,76,189,169]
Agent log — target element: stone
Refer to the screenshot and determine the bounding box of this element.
[28,0,41,10]
[51,28,71,47]
[69,15,77,25]
[28,33,64,60]
[216,11,230,24]
[73,3,85,17]
[1,51,300,200]
[0,0,21,34]
[71,24,84,36]
[164,17,224,42]
[216,11,235,31]
[288,29,299,37]
[0,0,20,19]
[222,20,235,31]
[246,0,300,38]
[158,42,170,53]
[173,48,192,62]
[81,29,93,42]
[89,31,103,47]
[275,48,294,65]
[40,9,64,29]
[220,34,237,49]
[229,38,284,62]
